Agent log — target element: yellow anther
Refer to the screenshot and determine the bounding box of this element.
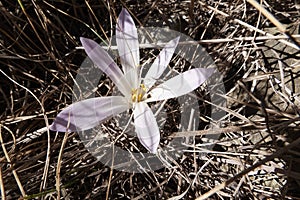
[131,84,147,102]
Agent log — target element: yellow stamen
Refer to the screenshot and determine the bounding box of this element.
[131,84,147,102]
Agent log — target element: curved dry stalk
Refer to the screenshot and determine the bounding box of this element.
[0,125,26,197]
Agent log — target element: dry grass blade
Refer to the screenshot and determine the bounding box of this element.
[0,166,5,200]
[169,125,262,138]
[247,0,287,33]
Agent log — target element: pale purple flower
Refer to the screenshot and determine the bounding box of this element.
[49,8,215,153]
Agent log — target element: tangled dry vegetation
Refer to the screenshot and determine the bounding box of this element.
[0,0,300,199]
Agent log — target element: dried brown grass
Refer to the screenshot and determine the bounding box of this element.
[0,0,300,199]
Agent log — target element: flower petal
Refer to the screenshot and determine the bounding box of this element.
[116,8,140,88]
[133,102,160,153]
[80,37,131,97]
[50,96,129,132]
[144,37,180,88]
[146,68,215,102]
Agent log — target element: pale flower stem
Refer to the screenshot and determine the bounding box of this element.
[55,130,69,200]
[106,144,115,200]
[188,108,196,132]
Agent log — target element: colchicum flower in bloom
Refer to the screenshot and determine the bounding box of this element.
[50,8,215,153]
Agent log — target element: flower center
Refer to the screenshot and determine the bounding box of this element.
[131,84,147,102]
